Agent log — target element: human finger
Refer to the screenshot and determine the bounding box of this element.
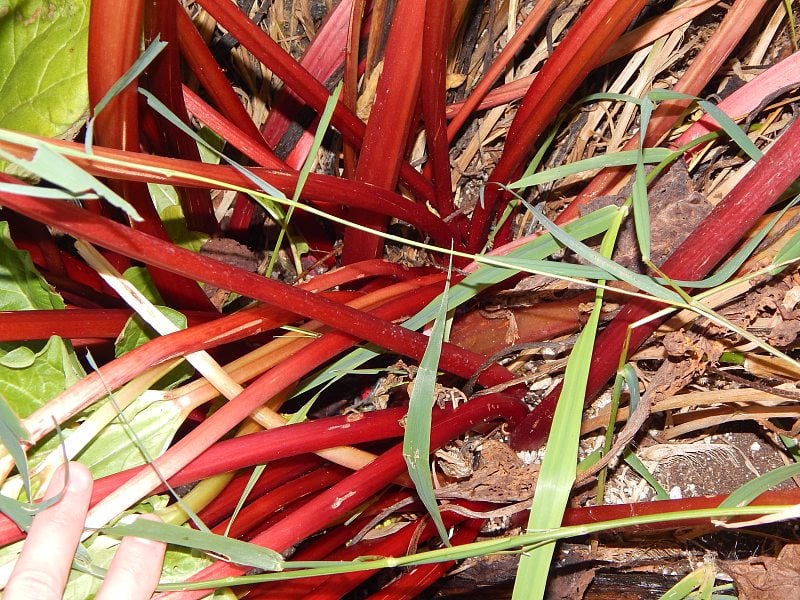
[95,513,166,600]
[4,462,93,600]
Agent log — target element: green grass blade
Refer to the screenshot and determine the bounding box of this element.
[496,258,614,280]
[0,144,143,221]
[137,88,288,203]
[266,84,341,276]
[719,462,800,508]
[225,464,266,538]
[697,100,762,162]
[647,89,762,162]
[581,91,644,105]
[659,564,714,600]
[518,199,683,304]
[402,260,454,546]
[92,39,167,118]
[0,183,98,199]
[623,449,669,500]
[633,95,653,261]
[86,38,167,150]
[508,148,672,189]
[0,391,31,500]
[512,206,626,600]
[101,518,284,571]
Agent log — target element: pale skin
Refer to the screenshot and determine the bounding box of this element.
[5,462,167,600]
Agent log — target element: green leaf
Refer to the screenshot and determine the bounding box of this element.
[115,307,187,358]
[0,336,85,417]
[719,462,800,509]
[403,261,453,547]
[0,346,36,368]
[0,0,89,138]
[101,518,285,571]
[121,266,165,305]
[148,185,209,253]
[512,205,625,600]
[114,267,193,386]
[0,221,63,310]
[0,221,84,416]
[0,391,32,500]
[508,148,672,190]
[76,392,184,478]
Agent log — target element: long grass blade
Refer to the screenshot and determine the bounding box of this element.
[402,259,454,546]
[511,205,626,600]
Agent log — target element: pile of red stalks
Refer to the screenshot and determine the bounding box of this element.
[1,0,800,597]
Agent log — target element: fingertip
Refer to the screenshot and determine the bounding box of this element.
[65,462,93,493]
[45,461,93,499]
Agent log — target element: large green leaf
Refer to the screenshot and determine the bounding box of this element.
[0,221,63,310]
[0,336,84,417]
[0,221,83,417]
[0,0,89,137]
[76,393,184,478]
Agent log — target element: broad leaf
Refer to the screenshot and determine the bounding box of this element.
[0,0,89,137]
[0,336,84,417]
[0,221,83,417]
[0,221,63,310]
[76,393,184,478]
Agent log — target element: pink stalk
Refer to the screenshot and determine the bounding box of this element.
[181,85,288,169]
[260,0,353,150]
[175,2,270,146]
[225,0,353,235]
[677,50,800,156]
